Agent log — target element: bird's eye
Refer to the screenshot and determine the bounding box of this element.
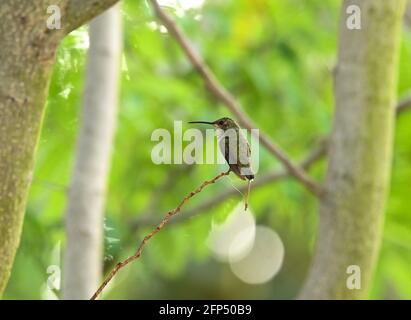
[218,120,224,126]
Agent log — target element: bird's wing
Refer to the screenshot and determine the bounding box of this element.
[238,130,251,166]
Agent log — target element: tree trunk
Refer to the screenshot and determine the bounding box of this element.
[0,0,119,298]
[63,5,121,300]
[299,0,406,299]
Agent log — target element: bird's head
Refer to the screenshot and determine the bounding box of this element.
[189,117,237,130]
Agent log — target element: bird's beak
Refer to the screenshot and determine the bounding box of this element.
[188,121,215,125]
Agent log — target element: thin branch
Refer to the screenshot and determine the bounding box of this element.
[90,170,231,300]
[148,0,323,198]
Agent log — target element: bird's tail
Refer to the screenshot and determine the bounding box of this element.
[244,179,252,211]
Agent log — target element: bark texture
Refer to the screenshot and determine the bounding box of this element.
[0,0,119,297]
[299,0,406,299]
[63,4,121,300]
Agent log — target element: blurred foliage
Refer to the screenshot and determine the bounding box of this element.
[4,0,411,299]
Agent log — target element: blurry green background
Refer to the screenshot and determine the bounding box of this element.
[4,0,411,299]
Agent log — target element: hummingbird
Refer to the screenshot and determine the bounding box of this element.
[188,117,254,210]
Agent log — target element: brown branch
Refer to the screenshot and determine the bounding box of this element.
[90,170,231,300]
[148,0,323,198]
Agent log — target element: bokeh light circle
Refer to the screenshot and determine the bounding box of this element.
[207,203,256,262]
[229,226,284,284]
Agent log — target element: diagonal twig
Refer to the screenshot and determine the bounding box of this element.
[148,0,323,198]
[90,170,231,300]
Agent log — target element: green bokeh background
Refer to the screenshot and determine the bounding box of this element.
[4,0,411,299]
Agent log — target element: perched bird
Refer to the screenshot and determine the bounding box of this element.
[189,117,254,210]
